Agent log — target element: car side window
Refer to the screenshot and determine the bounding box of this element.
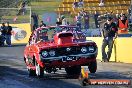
[36,28,48,42]
[28,32,34,45]
[32,33,37,44]
[29,31,37,44]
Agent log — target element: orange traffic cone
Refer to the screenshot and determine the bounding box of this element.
[79,67,91,86]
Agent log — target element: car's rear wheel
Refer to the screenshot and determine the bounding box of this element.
[88,61,97,73]
[65,66,81,77]
[35,61,44,78]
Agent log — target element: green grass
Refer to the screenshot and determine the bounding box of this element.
[31,0,62,16]
[1,0,63,24]
[31,1,61,13]
[31,1,60,7]
[2,15,30,20]
[30,0,62,23]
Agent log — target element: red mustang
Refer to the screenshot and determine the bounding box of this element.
[24,26,98,77]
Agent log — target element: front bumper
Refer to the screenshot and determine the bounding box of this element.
[44,57,96,68]
[41,49,97,60]
[40,51,97,67]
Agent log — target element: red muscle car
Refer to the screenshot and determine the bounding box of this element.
[24,25,98,77]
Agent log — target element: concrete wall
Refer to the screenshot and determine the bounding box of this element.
[87,37,132,63]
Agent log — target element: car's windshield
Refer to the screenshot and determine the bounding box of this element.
[37,26,86,42]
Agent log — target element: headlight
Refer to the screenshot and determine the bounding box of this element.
[41,51,48,57]
[66,47,71,52]
[49,50,55,56]
[89,46,95,53]
[81,47,87,53]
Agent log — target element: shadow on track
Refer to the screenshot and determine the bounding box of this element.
[0,44,26,47]
[0,66,82,88]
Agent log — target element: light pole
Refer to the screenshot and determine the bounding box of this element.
[130,0,132,16]
[131,0,132,22]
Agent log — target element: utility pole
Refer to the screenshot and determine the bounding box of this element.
[131,0,132,22]
[130,0,132,16]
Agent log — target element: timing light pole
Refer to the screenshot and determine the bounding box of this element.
[130,0,132,23]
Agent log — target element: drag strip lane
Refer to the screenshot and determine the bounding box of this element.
[0,46,132,88]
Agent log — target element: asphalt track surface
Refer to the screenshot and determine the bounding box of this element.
[0,45,132,88]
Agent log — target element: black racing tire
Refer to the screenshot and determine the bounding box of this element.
[88,61,97,73]
[65,66,81,76]
[28,69,36,76]
[35,61,44,78]
[80,78,91,86]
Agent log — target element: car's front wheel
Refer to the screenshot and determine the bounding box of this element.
[65,66,81,76]
[35,61,44,78]
[25,57,36,77]
[88,61,97,73]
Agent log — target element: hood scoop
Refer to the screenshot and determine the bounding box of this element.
[54,32,73,45]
